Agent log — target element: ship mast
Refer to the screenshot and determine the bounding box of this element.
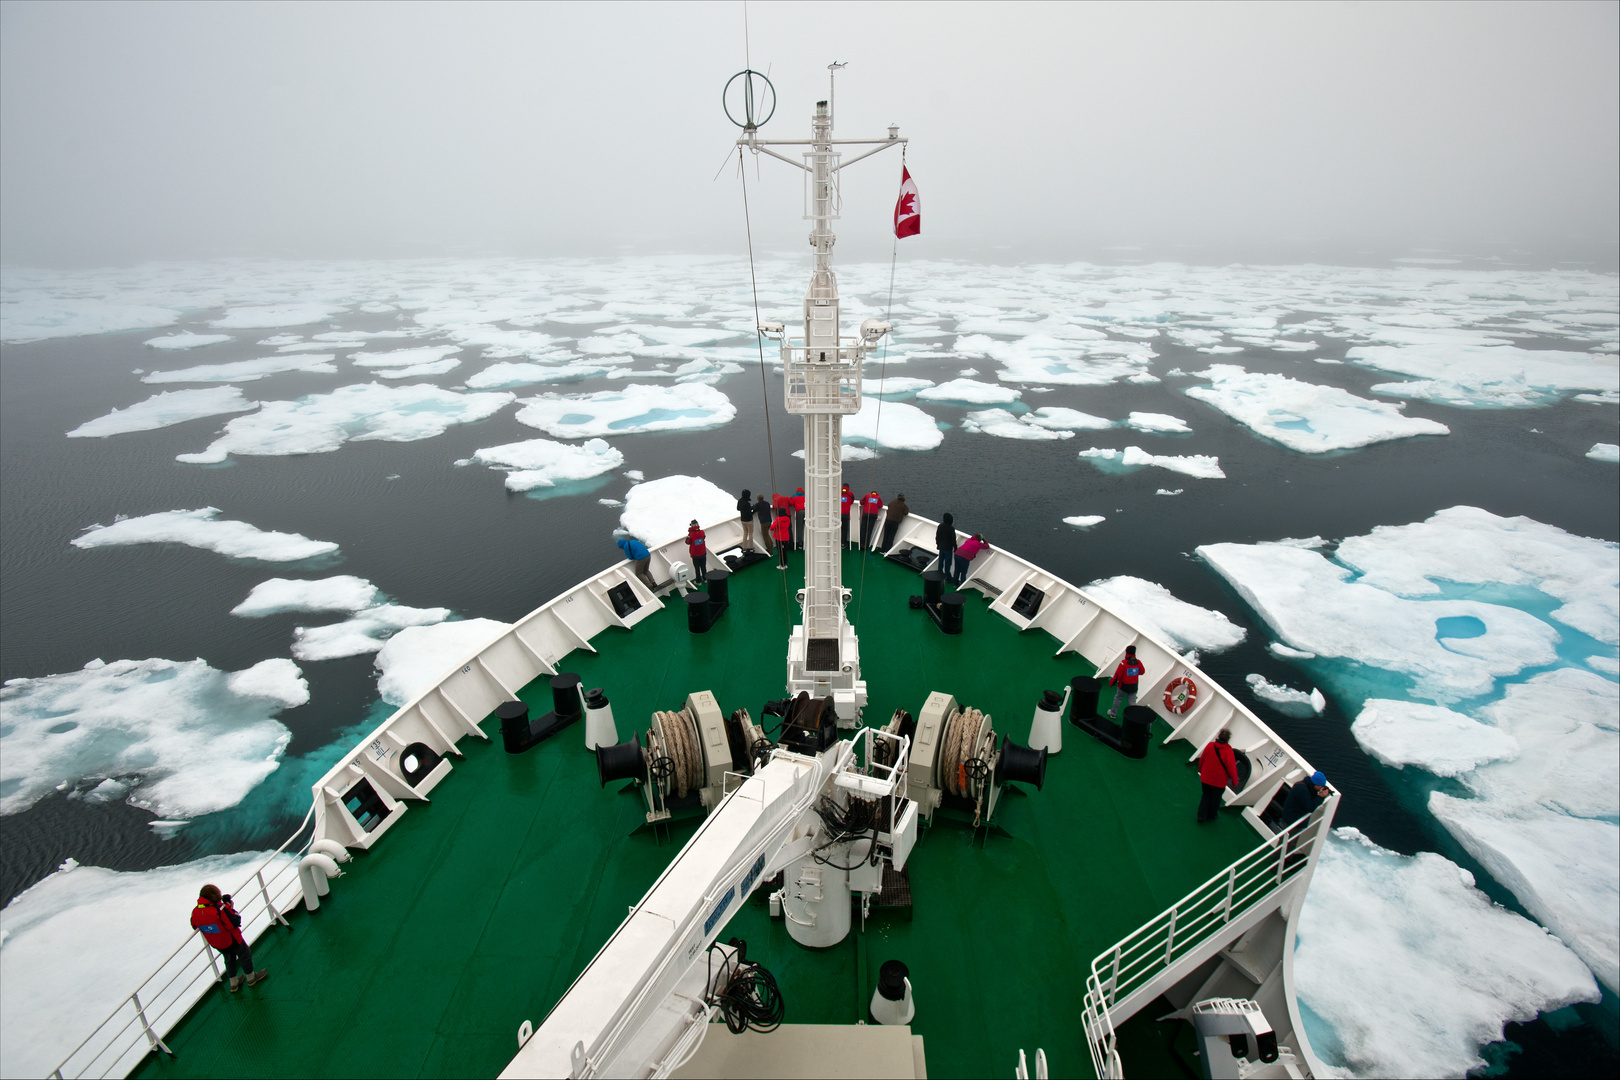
[735,64,905,721]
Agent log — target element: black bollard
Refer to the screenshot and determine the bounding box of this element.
[551,673,584,720]
[497,700,532,754]
[1068,676,1102,725]
[705,568,730,618]
[686,590,714,634]
[938,592,965,635]
[922,570,945,607]
[1121,705,1155,758]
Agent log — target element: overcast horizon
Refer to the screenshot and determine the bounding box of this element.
[2,1,1616,271]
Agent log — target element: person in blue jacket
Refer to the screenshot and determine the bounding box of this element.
[617,535,656,590]
[1280,771,1330,828]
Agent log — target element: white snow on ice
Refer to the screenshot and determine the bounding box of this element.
[861,377,934,397]
[843,397,943,451]
[1124,411,1191,434]
[230,575,379,616]
[0,657,305,818]
[176,383,515,464]
[1063,515,1105,528]
[142,354,338,383]
[1351,699,1518,777]
[72,509,339,562]
[1185,364,1449,452]
[915,378,1021,405]
[210,304,340,329]
[1268,642,1317,660]
[1024,406,1113,431]
[143,332,232,350]
[515,383,734,439]
[1079,445,1225,479]
[66,387,257,438]
[962,409,1074,441]
[618,475,736,547]
[1244,673,1326,716]
[0,849,296,1079]
[375,619,511,707]
[1083,576,1246,654]
[471,437,624,492]
[1295,828,1598,1079]
[292,604,452,662]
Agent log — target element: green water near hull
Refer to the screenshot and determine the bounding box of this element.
[134,549,1257,1079]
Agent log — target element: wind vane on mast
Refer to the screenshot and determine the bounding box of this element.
[725,66,907,723]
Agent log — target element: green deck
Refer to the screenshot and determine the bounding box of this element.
[134,550,1258,1080]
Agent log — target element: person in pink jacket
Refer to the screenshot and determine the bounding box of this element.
[949,534,988,586]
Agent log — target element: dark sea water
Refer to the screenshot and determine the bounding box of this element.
[1,258,1616,1076]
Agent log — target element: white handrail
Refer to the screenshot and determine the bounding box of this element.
[46,803,318,1079]
[1079,799,1338,1080]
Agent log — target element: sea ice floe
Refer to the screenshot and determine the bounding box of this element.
[1587,442,1619,462]
[1346,340,1617,408]
[914,378,1021,405]
[0,300,179,344]
[1062,515,1105,528]
[72,508,339,562]
[143,332,232,350]
[351,345,462,370]
[515,383,734,439]
[177,383,515,463]
[1124,411,1190,434]
[843,397,943,451]
[1079,446,1225,479]
[1295,827,1598,1079]
[1334,506,1619,645]
[0,849,295,1080]
[1023,407,1112,431]
[792,445,878,461]
[66,387,257,438]
[1245,674,1325,716]
[1184,364,1448,453]
[375,619,512,707]
[962,409,1073,441]
[1350,699,1518,777]
[860,376,933,397]
[1198,539,1560,701]
[957,332,1156,386]
[619,475,737,547]
[471,437,624,492]
[292,604,452,662]
[142,354,338,383]
[368,358,461,380]
[1083,576,1246,655]
[0,657,304,818]
[1267,642,1316,660]
[209,304,340,329]
[230,575,380,617]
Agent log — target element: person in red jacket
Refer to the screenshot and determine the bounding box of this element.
[191,884,267,992]
[792,488,807,550]
[859,491,884,551]
[1197,728,1240,823]
[839,484,854,546]
[1107,645,1145,720]
[685,521,708,582]
[770,509,792,568]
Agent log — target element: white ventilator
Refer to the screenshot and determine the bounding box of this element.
[748,71,906,726]
[1028,688,1065,754]
[582,688,617,752]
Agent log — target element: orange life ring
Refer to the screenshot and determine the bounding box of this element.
[1164,677,1198,714]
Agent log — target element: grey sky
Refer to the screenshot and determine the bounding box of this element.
[2,0,1615,268]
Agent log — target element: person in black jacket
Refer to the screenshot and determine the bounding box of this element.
[1280,771,1329,829]
[935,513,958,580]
[752,493,773,554]
[737,489,755,551]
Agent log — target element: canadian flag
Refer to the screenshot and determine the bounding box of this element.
[894,165,920,239]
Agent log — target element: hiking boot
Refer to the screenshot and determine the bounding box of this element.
[228,975,245,993]
[245,969,269,987]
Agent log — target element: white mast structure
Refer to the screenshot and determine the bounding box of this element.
[741,64,905,721]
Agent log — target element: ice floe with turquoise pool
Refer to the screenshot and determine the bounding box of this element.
[1295,828,1598,1079]
[1184,364,1449,452]
[66,387,258,438]
[465,360,629,389]
[515,383,734,439]
[1080,445,1225,479]
[0,850,297,1079]
[0,657,306,818]
[72,508,339,562]
[1199,507,1619,992]
[176,383,515,463]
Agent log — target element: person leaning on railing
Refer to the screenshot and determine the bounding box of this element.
[191,884,267,992]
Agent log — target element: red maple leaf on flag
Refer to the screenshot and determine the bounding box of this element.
[894,166,920,239]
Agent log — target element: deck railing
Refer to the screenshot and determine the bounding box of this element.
[45,809,317,1080]
[1079,800,1336,1080]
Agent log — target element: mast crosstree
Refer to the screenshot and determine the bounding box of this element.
[737,66,906,721]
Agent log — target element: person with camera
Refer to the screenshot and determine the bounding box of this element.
[191,884,268,992]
